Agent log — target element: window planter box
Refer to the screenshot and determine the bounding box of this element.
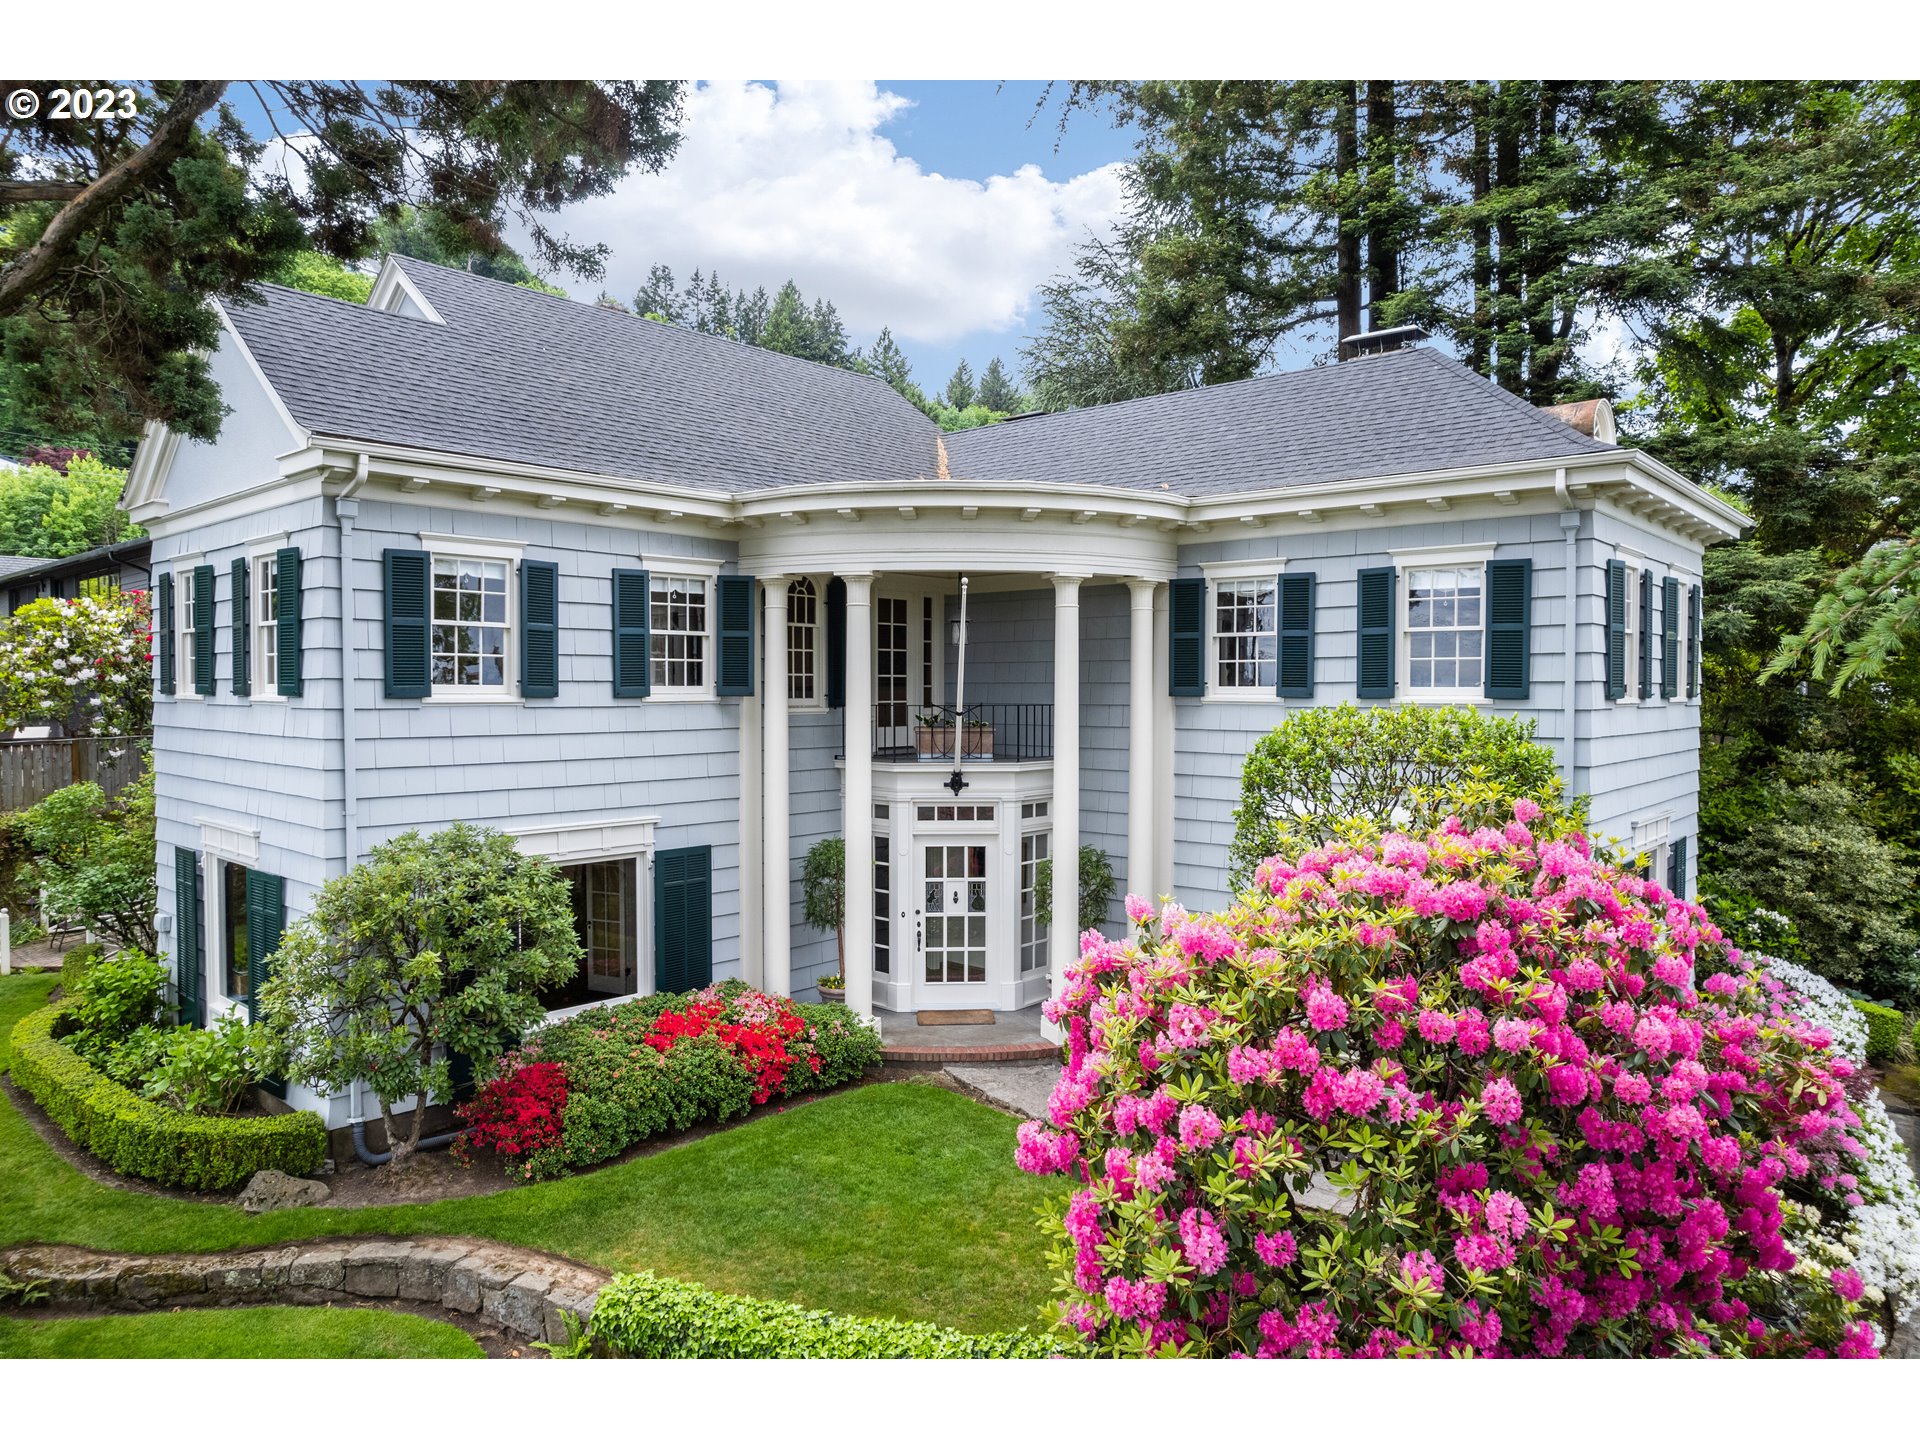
[914,724,994,760]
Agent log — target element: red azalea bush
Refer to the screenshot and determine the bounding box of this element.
[457,981,882,1181]
[1016,801,1879,1357]
[454,1060,568,1161]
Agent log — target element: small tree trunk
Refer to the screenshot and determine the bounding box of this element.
[836,920,845,975]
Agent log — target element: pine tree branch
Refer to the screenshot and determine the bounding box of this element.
[0,180,89,203]
[0,80,227,317]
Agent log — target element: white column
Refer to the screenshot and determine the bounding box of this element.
[762,576,791,997]
[1152,584,1175,901]
[842,574,877,1023]
[1047,575,1083,1040]
[739,665,763,991]
[1125,579,1157,906]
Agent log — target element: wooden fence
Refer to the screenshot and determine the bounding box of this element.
[0,736,148,812]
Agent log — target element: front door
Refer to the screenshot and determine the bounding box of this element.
[915,839,991,1007]
[877,595,911,752]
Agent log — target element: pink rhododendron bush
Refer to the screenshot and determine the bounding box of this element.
[1016,802,1882,1357]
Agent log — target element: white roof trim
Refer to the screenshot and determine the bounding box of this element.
[367,256,447,324]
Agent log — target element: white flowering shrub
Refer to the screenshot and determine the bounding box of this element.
[1766,953,1920,1327]
[0,591,152,737]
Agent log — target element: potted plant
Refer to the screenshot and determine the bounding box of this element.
[914,711,950,760]
[961,714,994,759]
[803,837,847,1003]
[1035,844,1118,936]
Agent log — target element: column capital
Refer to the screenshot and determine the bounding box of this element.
[1125,576,1160,605]
[759,571,795,586]
[1047,571,1091,593]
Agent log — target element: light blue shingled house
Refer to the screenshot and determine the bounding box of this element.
[122,256,1745,1126]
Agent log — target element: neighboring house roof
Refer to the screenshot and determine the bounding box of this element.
[943,347,1615,496]
[220,256,942,495]
[0,538,152,592]
[213,255,1628,505]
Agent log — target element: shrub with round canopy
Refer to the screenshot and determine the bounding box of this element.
[1017,803,1879,1357]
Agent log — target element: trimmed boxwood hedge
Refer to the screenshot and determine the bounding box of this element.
[588,1270,1062,1359]
[8,1001,326,1191]
[1855,998,1907,1066]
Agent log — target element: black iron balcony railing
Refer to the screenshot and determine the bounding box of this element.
[858,701,1054,763]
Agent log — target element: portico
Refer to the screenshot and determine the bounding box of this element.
[737,504,1178,1035]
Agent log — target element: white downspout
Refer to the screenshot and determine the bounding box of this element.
[336,454,368,877]
[1557,468,1581,798]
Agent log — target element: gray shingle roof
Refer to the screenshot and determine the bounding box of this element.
[0,555,44,581]
[943,346,1616,496]
[220,257,1613,501]
[220,257,942,494]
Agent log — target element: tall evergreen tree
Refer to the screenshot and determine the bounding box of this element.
[944,359,977,409]
[976,356,1021,412]
[864,327,915,392]
[633,263,680,322]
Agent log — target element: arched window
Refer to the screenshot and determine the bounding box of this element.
[787,577,818,702]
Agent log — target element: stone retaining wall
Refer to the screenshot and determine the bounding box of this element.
[0,1237,608,1349]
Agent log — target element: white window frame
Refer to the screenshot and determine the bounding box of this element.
[1019,801,1052,976]
[174,559,202,702]
[1199,556,1289,703]
[1391,543,1495,705]
[1672,566,1702,706]
[786,575,827,711]
[416,533,525,703]
[509,815,659,1023]
[647,567,716,700]
[1631,813,1672,881]
[249,538,288,705]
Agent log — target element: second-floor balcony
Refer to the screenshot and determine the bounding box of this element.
[864,702,1054,763]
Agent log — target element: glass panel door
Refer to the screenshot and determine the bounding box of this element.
[877,595,910,751]
[577,860,635,995]
[922,842,988,984]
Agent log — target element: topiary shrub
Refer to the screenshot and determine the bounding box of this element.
[9,1001,325,1190]
[1227,704,1580,890]
[589,1270,1061,1358]
[1016,802,1880,1357]
[1855,1000,1906,1067]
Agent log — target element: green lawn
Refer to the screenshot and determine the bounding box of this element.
[0,972,1063,1333]
[0,1305,483,1358]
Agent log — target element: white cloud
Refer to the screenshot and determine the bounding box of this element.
[543,80,1129,346]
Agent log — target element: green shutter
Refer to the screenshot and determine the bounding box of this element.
[1605,559,1627,701]
[1169,577,1206,697]
[520,558,560,699]
[230,557,250,697]
[825,577,847,709]
[1637,568,1653,699]
[383,549,431,698]
[715,573,756,696]
[1276,573,1315,699]
[1687,582,1702,700]
[244,869,284,1024]
[158,573,176,696]
[1661,576,1680,699]
[192,564,215,695]
[612,568,652,698]
[173,846,202,1028]
[1485,558,1532,700]
[653,845,713,993]
[275,546,303,697]
[1356,566,1396,699]
[1667,835,1689,898]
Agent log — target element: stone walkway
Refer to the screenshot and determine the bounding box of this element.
[0,1237,608,1354]
[945,1062,1059,1120]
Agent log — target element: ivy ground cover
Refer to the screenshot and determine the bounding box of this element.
[0,972,1062,1333]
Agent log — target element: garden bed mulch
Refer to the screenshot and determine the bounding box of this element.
[3,1063,977,1209]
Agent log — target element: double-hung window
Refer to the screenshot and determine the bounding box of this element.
[254,553,280,699]
[176,568,197,697]
[650,573,708,693]
[787,577,821,705]
[431,554,512,692]
[1404,566,1484,696]
[1212,578,1278,692]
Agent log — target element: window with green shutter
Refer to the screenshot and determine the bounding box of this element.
[1355,567,1395,699]
[1276,573,1315,699]
[191,564,215,695]
[230,557,250,697]
[1687,582,1701,700]
[653,845,713,994]
[1666,835,1689,897]
[245,869,284,1025]
[157,573,176,696]
[1637,567,1653,699]
[275,546,303,697]
[383,549,431,698]
[1169,577,1206,697]
[1484,558,1533,700]
[1605,559,1628,701]
[612,568,652,697]
[1661,576,1680,698]
[825,577,847,709]
[715,573,756,696]
[173,846,202,1028]
[520,558,560,698]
